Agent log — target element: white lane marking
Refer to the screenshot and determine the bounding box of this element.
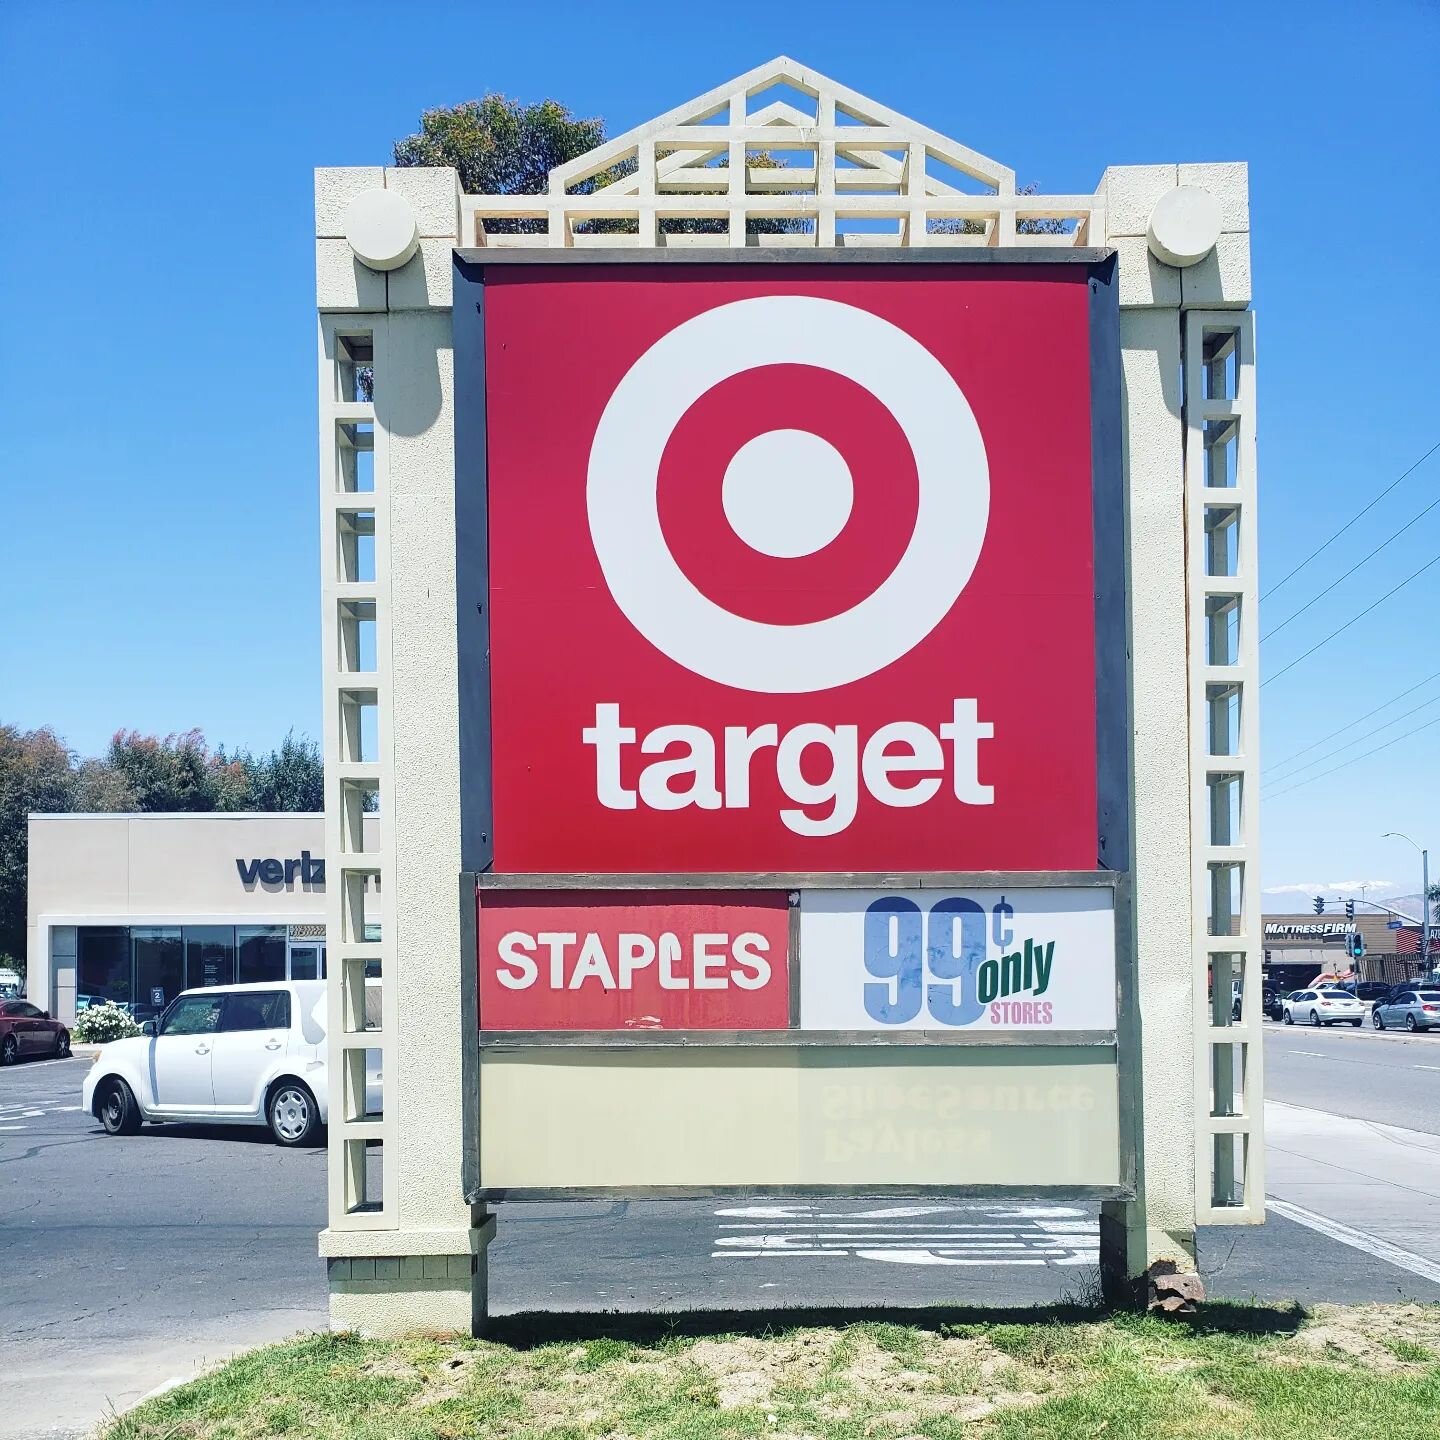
[1267,1199,1440,1287]
[858,1252,1054,1267]
[1287,1051,1328,1058]
[1415,1066,1440,1072]
[0,1125,24,1132]
[712,1203,1099,1268]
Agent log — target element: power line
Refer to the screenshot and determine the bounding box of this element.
[1261,487,1440,642]
[1261,550,1440,688]
[1263,667,1440,774]
[1261,690,1440,789]
[1262,438,1440,601]
[1264,713,1440,800]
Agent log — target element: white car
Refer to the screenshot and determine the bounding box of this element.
[1282,986,1365,1028]
[81,981,372,1146]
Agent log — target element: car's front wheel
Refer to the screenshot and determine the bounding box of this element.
[1374,1009,1386,1029]
[1283,1009,1294,1025]
[267,1082,321,1147]
[53,1028,70,1058]
[98,1078,142,1135]
[0,1034,17,1065]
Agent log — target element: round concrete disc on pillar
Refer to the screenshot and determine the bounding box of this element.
[344,189,420,271]
[1146,185,1223,268]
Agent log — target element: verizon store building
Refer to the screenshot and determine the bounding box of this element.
[26,813,365,1024]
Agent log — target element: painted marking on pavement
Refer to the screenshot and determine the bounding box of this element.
[1414,1066,1440,1072]
[1267,1198,1440,1287]
[0,1100,89,1133]
[1287,1051,1328,1058]
[713,1203,1099,1267]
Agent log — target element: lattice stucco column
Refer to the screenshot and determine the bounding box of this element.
[1098,163,1260,1295]
[315,165,493,1334]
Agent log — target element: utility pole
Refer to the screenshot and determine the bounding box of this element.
[1383,833,1432,978]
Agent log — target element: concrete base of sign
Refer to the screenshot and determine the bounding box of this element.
[1098,1202,1198,1307]
[320,1218,495,1337]
[327,1254,485,1335]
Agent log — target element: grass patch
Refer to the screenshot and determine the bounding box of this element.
[100,1303,1440,1440]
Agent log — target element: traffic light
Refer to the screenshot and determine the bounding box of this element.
[1314,895,1325,915]
[1345,899,1355,921]
[1349,932,1366,960]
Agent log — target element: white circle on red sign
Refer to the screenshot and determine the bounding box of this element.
[587,295,990,693]
[721,428,855,558]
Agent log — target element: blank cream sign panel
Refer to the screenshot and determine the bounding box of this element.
[799,888,1118,1032]
[478,1047,1121,1190]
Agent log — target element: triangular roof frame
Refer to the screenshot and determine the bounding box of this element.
[548,55,1016,196]
[461,56,1099,247]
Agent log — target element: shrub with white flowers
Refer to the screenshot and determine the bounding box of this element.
[72,1002,142,1044]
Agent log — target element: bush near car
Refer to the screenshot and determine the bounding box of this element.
[72,1001,142,1044]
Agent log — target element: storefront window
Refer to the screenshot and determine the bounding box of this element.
[132,927,183,1020]
[185,926,235,990]
[288,945,322,980]
[237,926,286,984]
[77,927,131,1010]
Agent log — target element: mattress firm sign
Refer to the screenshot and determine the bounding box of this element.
[799,887,1116,1032]
[470,261,1113,875]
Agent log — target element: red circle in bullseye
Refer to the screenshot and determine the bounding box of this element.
[656,364,920,626]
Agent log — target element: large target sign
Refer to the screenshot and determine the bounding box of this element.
[457,256,1121,875]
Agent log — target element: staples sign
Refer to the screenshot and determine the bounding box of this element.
[477,891,790,1031]
[475,263,1111,873]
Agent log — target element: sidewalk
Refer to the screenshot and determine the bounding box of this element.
[1265,1099,1440,1266]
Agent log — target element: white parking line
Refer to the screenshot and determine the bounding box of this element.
[1267,1199,1440,1287]
[1415,1065,1440,1072]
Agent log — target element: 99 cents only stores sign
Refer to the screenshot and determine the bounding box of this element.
[455,252,1126,1044]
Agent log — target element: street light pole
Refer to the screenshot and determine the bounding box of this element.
[1383,833,1432,977]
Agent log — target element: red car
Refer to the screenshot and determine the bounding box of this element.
[0,1000,71,1064]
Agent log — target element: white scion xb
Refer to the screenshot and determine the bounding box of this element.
[81,981,362,1146]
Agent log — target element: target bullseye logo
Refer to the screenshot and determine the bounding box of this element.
[586,296,990,694]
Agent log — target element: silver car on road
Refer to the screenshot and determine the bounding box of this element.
[1372,989,1440,1033]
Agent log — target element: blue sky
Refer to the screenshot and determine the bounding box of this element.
[1,0,1436,901]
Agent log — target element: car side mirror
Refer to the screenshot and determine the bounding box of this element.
[143,1019,158,1037]
[41,1011,50,1020]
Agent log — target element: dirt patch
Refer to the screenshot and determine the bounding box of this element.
[408,1351,481,1407]
[688,1334,832,1409]
[1290,1304,1440,1371]
[359,1352,421,1382]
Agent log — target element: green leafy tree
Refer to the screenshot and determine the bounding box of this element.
[105,729,223,812]
[394,95,604,228]
[0,727,80,974]
[222,731,325,813]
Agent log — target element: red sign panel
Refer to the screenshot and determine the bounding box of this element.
[481,263,1102,873]
[477,891,791,1030]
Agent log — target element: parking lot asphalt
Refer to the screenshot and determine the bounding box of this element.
[7,1025,1440,1438]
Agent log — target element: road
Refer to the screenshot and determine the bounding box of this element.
[6,1022,1440,1437]
[1265,1018,1440,1134]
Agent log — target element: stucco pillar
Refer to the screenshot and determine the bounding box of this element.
[315,165,492,1334]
